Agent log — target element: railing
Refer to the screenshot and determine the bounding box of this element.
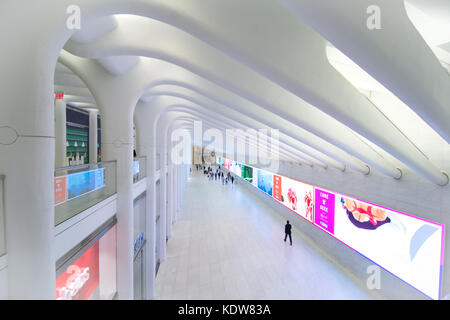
[54,161,117,226]
[0,175,5,257]
[133,157,147,183]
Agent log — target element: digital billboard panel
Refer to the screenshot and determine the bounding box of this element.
[333,191,444,300]
[257,169,273,196]
[66,168,105,201]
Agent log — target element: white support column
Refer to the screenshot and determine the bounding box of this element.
[134,101,159,300]
[88,109,99,164]
[146,144,157,299]
[54,97,67,168]
[100,107,134,300]
[165,131,173,239]
[158,138,167,262]
[0,57,56,299]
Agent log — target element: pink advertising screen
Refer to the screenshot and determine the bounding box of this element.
[273,175,314,223]
[222,158,445,299]
[315,186,444,300]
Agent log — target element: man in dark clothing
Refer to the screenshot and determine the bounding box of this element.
[284,220,292,245]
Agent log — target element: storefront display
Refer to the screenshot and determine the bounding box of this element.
[66,106,90,165]
[56,221,117,300]
[56,243,99,300]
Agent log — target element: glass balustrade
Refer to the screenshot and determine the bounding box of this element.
[54,161,117,226]
[133,157,147,183]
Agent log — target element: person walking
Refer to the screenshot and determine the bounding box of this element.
[284,220,292,245]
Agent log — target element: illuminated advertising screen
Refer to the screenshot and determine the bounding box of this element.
[316,187,444,300]
[233,163,242,178]
[221,158,444,299]
[55,168,105,206]
[274,175,314,223]
[224,158,230,170]
[252,167,259,188]
[67,168,105,201]
[241,165,253,183]
[56,224,117,300]
[257,169,273,196]
[133,160,140,176]
[56,242,100,300]
[229,160,236,174]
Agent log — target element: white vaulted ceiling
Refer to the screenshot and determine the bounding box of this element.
[54,0,450,185]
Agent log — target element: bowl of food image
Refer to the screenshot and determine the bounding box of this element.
[341,197,390,230]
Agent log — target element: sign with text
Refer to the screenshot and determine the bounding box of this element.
[314,188,335,234]
[54,176,67,205]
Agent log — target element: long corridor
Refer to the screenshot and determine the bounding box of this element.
[156,170,374,300]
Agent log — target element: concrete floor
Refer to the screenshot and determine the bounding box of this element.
[156,170,374,300]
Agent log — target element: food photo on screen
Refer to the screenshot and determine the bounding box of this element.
[280,176,314,223]
[333,194,443,300]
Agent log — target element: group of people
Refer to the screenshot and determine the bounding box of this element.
[195,164,236,185]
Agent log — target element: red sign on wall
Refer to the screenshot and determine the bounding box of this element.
[56,242,100,300]
[54,176,67,205]
[273,175,282,202]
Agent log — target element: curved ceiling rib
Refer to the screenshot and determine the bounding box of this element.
[146,88,345,171]
[166,114,295,164]
[59,49,369,175]
[277,0,450,144]
[61,0,449,185]
[57,50,302,165]
[64,17,401,179]
[60,1,448,184]
[156,101,319,166]
[145,82,367,174]
[163,105,326,168]
[168,115,301,164]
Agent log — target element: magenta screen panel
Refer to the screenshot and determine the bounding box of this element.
[222,158,445,299]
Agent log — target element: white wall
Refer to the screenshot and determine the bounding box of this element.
[0,256,7,299]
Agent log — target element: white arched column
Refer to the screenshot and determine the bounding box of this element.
[54,97,67,168]
[156,118,168,262]
[0,2,75,299]
[134,100,166,299]
[88,109,99,163]
[100,102,134,300]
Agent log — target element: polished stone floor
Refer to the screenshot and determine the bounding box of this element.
[156,170,373,300]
